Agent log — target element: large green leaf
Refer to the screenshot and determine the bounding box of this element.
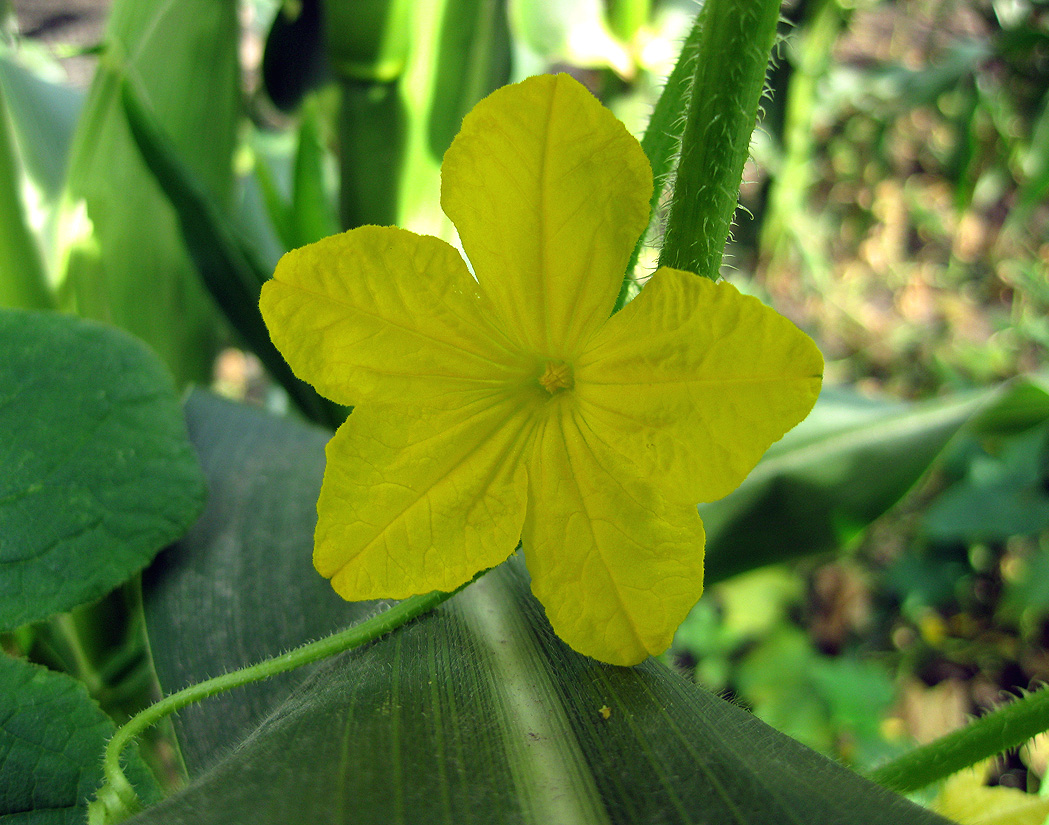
[136,391,948,824]
[0,654,160,823]
[699,386,986,583]
[0,309,205,630]
[142,392,363,772]
[56,0,240,385]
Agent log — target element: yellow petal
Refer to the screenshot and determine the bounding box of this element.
[522,395,705,666]
[316,396,532,599]
[576,268,823,504]
[933,767,1049,825]
[260,226,527,407]
[441,73,652,359]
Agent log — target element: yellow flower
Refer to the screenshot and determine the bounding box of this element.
[260,73,823,666]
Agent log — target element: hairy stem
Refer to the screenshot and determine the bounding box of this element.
[866,687,1049,794]
[658,0,781,280]
[88,570,490,825]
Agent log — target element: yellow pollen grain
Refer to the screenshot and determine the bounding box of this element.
[538,361,573,394]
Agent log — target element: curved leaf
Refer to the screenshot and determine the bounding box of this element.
[0,309,205,630]
[137,391,949,825]
[57,0,240,385]
[0,654,160,823]
[700,387,985,583]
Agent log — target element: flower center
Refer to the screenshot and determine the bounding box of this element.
[538,360,573,394]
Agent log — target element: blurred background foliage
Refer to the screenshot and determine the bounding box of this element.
[2,0,1048,803]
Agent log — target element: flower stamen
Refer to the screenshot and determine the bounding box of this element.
[538,361,573,394]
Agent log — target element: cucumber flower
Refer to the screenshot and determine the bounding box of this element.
[260,74,823,666]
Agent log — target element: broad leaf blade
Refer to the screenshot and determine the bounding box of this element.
[142,391,368,773]
[0,309,205,630]
[700,387,985,583]
[0,654,160,823]
[138,391,949,824]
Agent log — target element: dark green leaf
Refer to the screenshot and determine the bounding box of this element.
[137,391,948,825]
[0,309,205,630]
[0,654,160,823]
[970,372,1049,434]
[701,387,984,584]
[922,420,1049,541]
[142,391,365,772]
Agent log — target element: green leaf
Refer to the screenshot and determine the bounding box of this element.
[922,421,1049,541]
[700,386,985,584]
[118,78,341,428]
[56,0,240,385]
[136,390,949,824]
[0,73,51,310]
[289,100,340,248]
[142,392,364,772]
[0,309,205,631]
[0,654,160,823]
[0,54,82,202]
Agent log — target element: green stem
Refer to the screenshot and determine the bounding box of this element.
[87,570,489,825]
[657,0,782,280]
[866,687,1049,795]
[52,613,106,696]
[614,12,703,312]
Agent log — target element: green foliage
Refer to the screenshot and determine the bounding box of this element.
[0,654,160,823]
[0,54,81,203]
[0,74,50,309]
[700,386,985,583]
[923,421,1049,542]
[1,0,1047,822]
[0,309,205,631]
[56,0,240,385]
[137,391,948,825]
[119,78,342,428]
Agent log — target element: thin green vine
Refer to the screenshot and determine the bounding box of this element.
[866,687,1049,794]
[87,569,490,825]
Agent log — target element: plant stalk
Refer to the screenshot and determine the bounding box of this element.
[657,0,782,280]
[866,687,1049,794]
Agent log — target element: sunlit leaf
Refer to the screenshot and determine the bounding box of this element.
[56,0,240,384]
